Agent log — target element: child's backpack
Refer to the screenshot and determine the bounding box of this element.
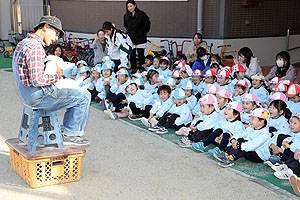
[114,30,133,55]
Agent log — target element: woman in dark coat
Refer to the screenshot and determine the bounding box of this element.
[124,0,151,74]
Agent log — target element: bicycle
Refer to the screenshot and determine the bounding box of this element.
[172,40,191,59]
[217,44,238,67]
[160,39,176,65]
[146,40,166,57]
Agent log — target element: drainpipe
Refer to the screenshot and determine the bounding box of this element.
[197,0,203,34]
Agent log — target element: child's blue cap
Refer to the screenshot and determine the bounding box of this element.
[116,69,129,76]
[102,56,111,63]
[101,63,113,71]
[76,60,87,66]
[182,81,195,90]
[173,88,186,99]
[79,66,90,73]
[92,65,101,73]
[132,73,141,79]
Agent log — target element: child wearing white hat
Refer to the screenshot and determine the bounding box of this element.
[191,69,205,100]
[217,108,271,167]
[217,68,233,94]
[233,79,249,104]
[181,81,197,111]
[216,88,232,117]
[192,101,245,157]
[241,93,259,128]
[148,88,192,134]
[178,94,222,147]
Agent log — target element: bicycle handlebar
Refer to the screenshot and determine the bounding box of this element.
[217,44,231,48]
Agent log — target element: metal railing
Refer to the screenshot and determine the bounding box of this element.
[286,26,300,51]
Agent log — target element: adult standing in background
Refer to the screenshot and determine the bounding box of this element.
[91,29,107,66]
[234,47,262,78]
[185,33,210,66]
[265,51,297,83]
[124,0,151,74]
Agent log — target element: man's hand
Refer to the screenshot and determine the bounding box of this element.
[56,64,63,78]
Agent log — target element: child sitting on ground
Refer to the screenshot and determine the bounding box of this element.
[158,56,172,78]
[96,63,116,107]
[216,108,271,168]
[191,101,245,158]
[105,69,130,113]
[88,65,101,102]
[287,84,300,113]
[216,88,232,117]
[76,66,92,89]
[177,94,221,147]
[249,74,270,107]
[141,85,174,128]
[202,69,218,95]
[149,88,192,134]
[63,60,87,79]
[270,112,300,179]
[172,70,183,89]
[144,70,159,94]
[217,68,233,94]
[241,93,259,128]
[147,55,160,72]
[233,80,248,104]
[124,81,154,121]
[142,55,153,71]
[182,81,197,111]
[191,69,204,100]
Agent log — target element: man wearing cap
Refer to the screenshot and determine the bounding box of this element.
[13,16,90,146]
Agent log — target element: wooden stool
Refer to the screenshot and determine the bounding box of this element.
[18,104,64,152]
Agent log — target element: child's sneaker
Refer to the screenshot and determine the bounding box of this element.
[128,114,143,121]
[101,99,108,110]
[149,117,158,127]
[175,127,191,136]
[264,155,282,167]
[218,154,234,168]
[271,163,288,172]
[192,142,207,152]
[274,171,291,180]
[213,152,233,162]
[208,147,222,156]
[149,125,161,132]
[156,127,168,134]
[178,136,192,148]
[141,117,151,127]
[106,109,118,120]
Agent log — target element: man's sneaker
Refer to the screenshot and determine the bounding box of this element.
[141,117,151,127]
[148,125,161,132]
[192,142,207,152]
[149,117,158,127]
[218,158,234,168]
[208,147,222,156]
[63,135,90,146]
[106,109,118,120]
[128,114,143,121]
[213,152,231,162]
[156,127,168,134]
[178,136,192,148]
[264,155,282,167]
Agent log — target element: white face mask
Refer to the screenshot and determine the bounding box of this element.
[276,60,284,68]
[201,55,208,60]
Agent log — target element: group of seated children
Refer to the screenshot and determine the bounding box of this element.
[67,54,300,183]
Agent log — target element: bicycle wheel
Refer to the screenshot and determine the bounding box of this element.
[87,55,94,66]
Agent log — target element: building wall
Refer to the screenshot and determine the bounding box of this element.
[225,0,300,38]
[50,0,198,37]
[0,0,11,40]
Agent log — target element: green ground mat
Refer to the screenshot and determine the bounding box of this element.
[91,102,297,197]
[0,53,13,69]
